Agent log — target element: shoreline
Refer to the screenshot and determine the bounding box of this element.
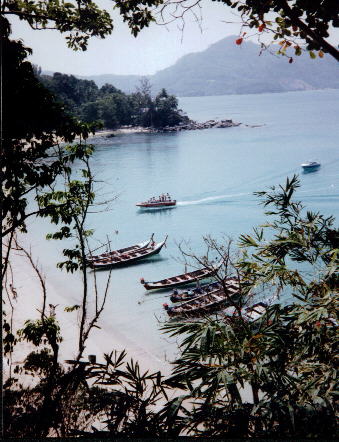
[5,242,173,384]
[87,118,247,142]
[78,117,266,145]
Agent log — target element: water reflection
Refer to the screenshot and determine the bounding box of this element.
[136,207,177,216]
[302,168,321,174]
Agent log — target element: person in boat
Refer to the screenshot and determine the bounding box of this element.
[163,303,173,313]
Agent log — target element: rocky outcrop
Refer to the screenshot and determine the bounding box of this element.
[89,119,243,144]
[154,119,241,132]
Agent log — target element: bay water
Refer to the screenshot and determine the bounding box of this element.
[22,89,339,368]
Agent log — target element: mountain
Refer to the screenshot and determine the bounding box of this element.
[48,36,339,96]
[150,36,339,96]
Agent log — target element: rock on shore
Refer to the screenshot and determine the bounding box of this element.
[153,119,241,132]
[88,119,242,144]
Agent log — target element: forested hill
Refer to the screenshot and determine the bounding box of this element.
[39,74,188,129]
[74,36,339,96]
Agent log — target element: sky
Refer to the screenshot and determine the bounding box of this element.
[10,0,339,76]
[9,0,248,75]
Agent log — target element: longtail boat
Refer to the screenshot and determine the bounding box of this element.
[86,234,154,263]
[163,285,239,317]
[136,193,176,209]
[89,236,167,269]
[170,278,238,303]
[222,302,268,322]
[140,262,222,290]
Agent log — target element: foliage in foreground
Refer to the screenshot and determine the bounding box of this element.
[2,0,338,61]
[1,19,97,242]
[4,176,338,438]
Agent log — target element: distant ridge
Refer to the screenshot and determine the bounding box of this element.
[45,36,339,96]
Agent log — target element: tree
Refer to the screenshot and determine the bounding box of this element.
[100,83,120,96]
[114,0,339,61]
[3,145,114,438]
[2,0,338,60]
[1,0,113,50]
[1,23,97,245]
[40,73,99,114]
[96,96,119,128]
[80,101,101,123]
[1,11,108,436]
[160,175,338,438]
[152,88,184,128]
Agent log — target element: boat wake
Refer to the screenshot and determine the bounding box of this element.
[177,192,248,206]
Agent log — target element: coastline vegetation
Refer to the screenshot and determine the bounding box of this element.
[40,72,189,129]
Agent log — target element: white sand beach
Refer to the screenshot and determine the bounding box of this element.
[4,241,173,383]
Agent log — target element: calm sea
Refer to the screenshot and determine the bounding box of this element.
[25,89,339,366]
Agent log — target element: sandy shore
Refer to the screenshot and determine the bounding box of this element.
[4,241,172,383]
[4,241,253,405]
[89,127,152,138]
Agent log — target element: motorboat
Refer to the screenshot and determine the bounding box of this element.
[136,194,176,209]
[301,161,321,171]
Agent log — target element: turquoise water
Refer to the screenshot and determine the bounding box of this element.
[26,89,339,365]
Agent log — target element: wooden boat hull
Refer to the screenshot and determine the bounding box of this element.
[142,263,221,290]
[170,278,237,302]
[90,238,166,270]
[86,237,152,263]
[167,298,227,317]
[165,289,236,317]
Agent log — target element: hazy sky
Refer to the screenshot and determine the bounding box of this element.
[10,1,339,76]
[9,1,250,75]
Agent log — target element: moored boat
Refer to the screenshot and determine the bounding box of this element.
[170,277,238,302]
[163,285,239,317]
[86,234,154,263]
[136,193,176,208]
[141,262,222,290]
[223,302,268,322]
[89,236,167,269]
[301,161,321,171]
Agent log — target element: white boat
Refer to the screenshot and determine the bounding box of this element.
[301,161,321,171]
[136,193,176,209]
